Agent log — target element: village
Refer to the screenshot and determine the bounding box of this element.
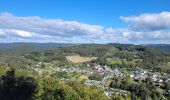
[31,61,170,97]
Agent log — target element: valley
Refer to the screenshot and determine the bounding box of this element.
[0,43,170,99]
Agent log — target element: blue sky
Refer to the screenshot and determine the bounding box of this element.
[0,0,170,43]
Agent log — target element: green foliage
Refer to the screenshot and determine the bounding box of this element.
[54,85,81,100]
[0,69,37,100]
[165,82,170,90]
[51,71,71,79]
[0,67,9,76]
[0,56,32,68]
[88,73,103,81]
[107,59,122,67]
[67,81,108,100]
[110,77,162,100]
[0,69,109,100]
[1,43,170,72]
[39,77,108,100]
[1,43,170,99]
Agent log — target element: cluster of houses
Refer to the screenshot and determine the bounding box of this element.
[60,64,125,78]
[32,61,170,98]
[85,79,103,88]
[33,62,170,88]
[130,70,148,80]
[68,65,170,91]
[61,67,93,74]
[93,64,125,77]
[130,70,170,86]
[105,88,131,97]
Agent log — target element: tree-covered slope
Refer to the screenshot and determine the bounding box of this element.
[0,43,170,72]
[145,44,170,52]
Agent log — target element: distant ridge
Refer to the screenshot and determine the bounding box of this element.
[144,44,170,52]
[0,43,77,56]
[0,43,77,49]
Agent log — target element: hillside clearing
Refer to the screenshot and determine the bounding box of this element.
[66,55,97,63]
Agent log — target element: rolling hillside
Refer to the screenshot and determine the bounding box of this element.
[145,44,170,52]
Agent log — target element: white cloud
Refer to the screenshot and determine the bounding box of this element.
[1,12,170,44]
[119,12,170,43]
[0,12,117,43]
[120,12,170,31]
[0,12,104,37]
[0,29,35,38]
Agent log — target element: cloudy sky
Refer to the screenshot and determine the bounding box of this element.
[0,0,170,44]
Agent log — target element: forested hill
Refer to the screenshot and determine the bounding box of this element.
[0,43,170,72]
[1,43,170,54]
[0,43,77,55]
[0,43,76,49]
[145,44,170,52]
